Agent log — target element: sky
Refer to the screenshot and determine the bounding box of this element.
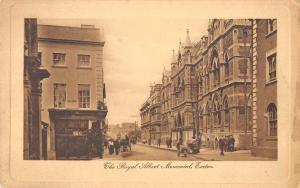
[39,18,208,125]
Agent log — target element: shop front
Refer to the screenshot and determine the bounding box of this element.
[48,109,107,159]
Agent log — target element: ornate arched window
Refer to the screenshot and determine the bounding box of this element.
[224,52,230,80]
[213,96,221,128]
[267,103,277,136]
[205,102,211,131]
[223,96,230,126]
[211,49,220,86]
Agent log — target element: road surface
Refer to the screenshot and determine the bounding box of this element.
[102,144,200,161]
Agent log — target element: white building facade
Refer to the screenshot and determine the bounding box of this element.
[38,24,107,159]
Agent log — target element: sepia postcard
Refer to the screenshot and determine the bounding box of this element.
[0,0,300,187]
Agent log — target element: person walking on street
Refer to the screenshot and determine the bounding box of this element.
[108,139,114,155]
[229,135,235,152]
[219,137,225,156]
[168,137,172,148]
[114,139,120,155]
[157,138,161,147]
[224,136,228,152]
[214,137,219,150]
[206,138,210,148]
[108,139,115,155]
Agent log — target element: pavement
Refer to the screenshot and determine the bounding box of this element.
[136,143,275,161]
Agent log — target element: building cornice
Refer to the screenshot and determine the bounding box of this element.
[38,37,105,46]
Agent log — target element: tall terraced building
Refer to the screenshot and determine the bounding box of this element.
[38,24,107,159]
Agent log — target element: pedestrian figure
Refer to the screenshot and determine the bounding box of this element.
[114,139,120,155]
[219,137,225,156]
[157,138,161,147]
[214,137,219,150]
[206,138,210,148]
[167,138,172,148]
[224,136,229,152]
[229,135,235,152]
[108,139,114,155]
[165,138,168,148]
[227,136,232,152]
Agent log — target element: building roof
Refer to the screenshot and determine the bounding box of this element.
[38,24,104,44]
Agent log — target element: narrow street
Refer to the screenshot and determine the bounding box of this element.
[102,144,197,161]
[99,143,273,161]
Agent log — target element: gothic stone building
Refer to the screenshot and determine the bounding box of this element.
[141,19,277,151]
[140,84,162,145]
[161,69,172,144]
[195,19,253,149]
[140,98,151,143]
[170,30,197,145]
[168,20,253,148]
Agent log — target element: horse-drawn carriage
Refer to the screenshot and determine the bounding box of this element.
[120,137,131,152]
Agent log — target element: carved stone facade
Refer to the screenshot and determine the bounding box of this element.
[170,29,196,145]
[140,99,151,143]
[195,19,252,149]
[141,19,253,149]
[161,69,172,144]
[140,84,162,145]
[140,19,277,152]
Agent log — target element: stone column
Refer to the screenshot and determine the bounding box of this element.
[23,78,31,160]
[30,80,42,159]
